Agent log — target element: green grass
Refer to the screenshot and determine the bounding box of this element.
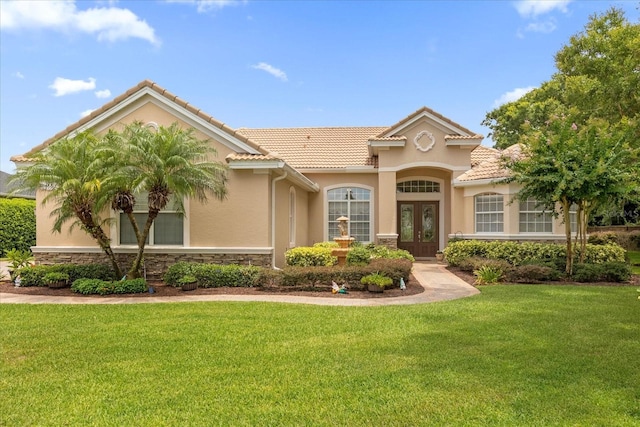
[2,286,639,426]
[628,250,640,274]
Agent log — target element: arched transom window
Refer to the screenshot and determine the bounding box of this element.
[396,180,440,193]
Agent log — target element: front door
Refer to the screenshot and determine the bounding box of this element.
[397,201,439,258]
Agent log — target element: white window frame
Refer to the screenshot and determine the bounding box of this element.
[475,193,504,233]
[324,184,374,243]
[519,198,553,233]
[116,193,187,246]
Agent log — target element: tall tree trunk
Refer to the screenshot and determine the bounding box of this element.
[127,209,159,279]
[84,221,123,279]
[562,198,573,275]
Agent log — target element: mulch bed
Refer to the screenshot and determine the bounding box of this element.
[0,274,425,299]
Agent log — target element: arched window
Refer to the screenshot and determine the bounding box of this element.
[475,193,504,233]
[396,180,440,193]
[327,187,371,242]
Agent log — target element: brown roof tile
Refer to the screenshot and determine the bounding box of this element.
[457,144,522,182]
[236,127,388,169]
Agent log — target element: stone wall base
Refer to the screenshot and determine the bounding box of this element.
[376,236,398,249]
[35,252,273,281]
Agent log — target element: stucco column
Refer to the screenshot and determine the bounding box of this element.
[376,170,398,247]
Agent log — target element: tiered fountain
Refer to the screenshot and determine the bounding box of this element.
[332,216,355,266]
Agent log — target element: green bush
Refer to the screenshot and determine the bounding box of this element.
[285,246,337,266]
[312,241,339,249]
[0,198,36,257]
[473,265,503,285]
[505,265,562,283]
[572,262,632,283]
[18,264,115,287]
[43,272,70,286]
[588,231,640,250]
[5,248,34,281]
[346,246,371,266]
[444,240,625,267]
[360,272,393,289]
[163,263,263,288]
[71,278,147,295]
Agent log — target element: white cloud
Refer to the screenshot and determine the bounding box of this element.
[0,0,159,45]
[525,20,557,34]
[514,0,571,18]
[251,62,288,82]
[49,77,96,97]
[14,71,24,79]
[493,86,536,107]
[80,109,95,118]
[95,89,111,99]
[165,0,244,13]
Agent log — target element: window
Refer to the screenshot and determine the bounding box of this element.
[396,180,440,193]
[519,198,552,233]
[289,187,296,247]
[328,187,371,242]
[119,193,183,245]
[475,194,504,233]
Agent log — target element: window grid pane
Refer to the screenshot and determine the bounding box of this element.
[475,194,504,233]
[519,198,552,233]
[154,213,183,245]
[327,187,371,242]
[396,180,440,193]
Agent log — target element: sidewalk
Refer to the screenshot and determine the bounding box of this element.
[0,262,479,306]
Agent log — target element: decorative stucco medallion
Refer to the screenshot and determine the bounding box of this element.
[413,130,436,152]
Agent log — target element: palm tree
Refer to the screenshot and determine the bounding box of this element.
[10,131,123,278]
[105,122,229,279]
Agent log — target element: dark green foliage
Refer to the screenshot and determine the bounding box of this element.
[277,258,412,290]
[572,262,632,283]
[71,278,147,295]
[18,264,115,287]
[505,265,562,283]
[163,263,263,288]
[360,273,393,289]
[42,272,70,286]
[0,198,35,256]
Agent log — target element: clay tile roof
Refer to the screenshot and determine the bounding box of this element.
[11,80,266,162]
[236,127,388,169]
[444,134,484,140]
[470,145,500,167]
[457,144,523,182]
[225,153,281,162]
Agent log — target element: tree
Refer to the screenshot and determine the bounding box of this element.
[104,122,229,279]
[10,132,124,278]
[483,8,640,150]
[502,116,640,274]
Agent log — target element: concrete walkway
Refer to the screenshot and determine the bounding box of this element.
[0,262,479,306]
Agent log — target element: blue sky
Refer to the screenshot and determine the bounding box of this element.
[1,0,638,173]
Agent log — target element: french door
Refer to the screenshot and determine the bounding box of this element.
[397,201,439,258]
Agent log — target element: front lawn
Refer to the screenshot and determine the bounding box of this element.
[1,286,639,426]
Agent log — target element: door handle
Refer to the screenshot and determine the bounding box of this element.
[418,230,421,242]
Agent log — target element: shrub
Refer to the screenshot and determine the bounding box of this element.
[346,246,371,266]
[5,248,33,281]
[71,278,147,295]
[177,275,197,285]
[18,264,115,287]
[473,265,503,285]
[163,263,263,288]
[0,198,35,256]
[572,262,632,283]
[505,265,561,283]
[43,272,70,286]
[443,240,625,267]
[285,246,337,266]
[312,241,339,249]
[361,272,393,289]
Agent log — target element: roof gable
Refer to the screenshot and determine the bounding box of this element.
[378,106,483,140]
[12,80,266,162]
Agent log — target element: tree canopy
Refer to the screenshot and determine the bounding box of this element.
[483,7,639,149]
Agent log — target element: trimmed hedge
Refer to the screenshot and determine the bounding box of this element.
[285,246,337,266]
[0,198,36,256]
[71,278,147,295]
[444,240,626,267]
[17,264,116,287]
[572,262,632,283]
[163,262,263,288]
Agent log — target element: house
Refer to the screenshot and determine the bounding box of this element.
[0,170,36,199]
[11,80,571,278]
